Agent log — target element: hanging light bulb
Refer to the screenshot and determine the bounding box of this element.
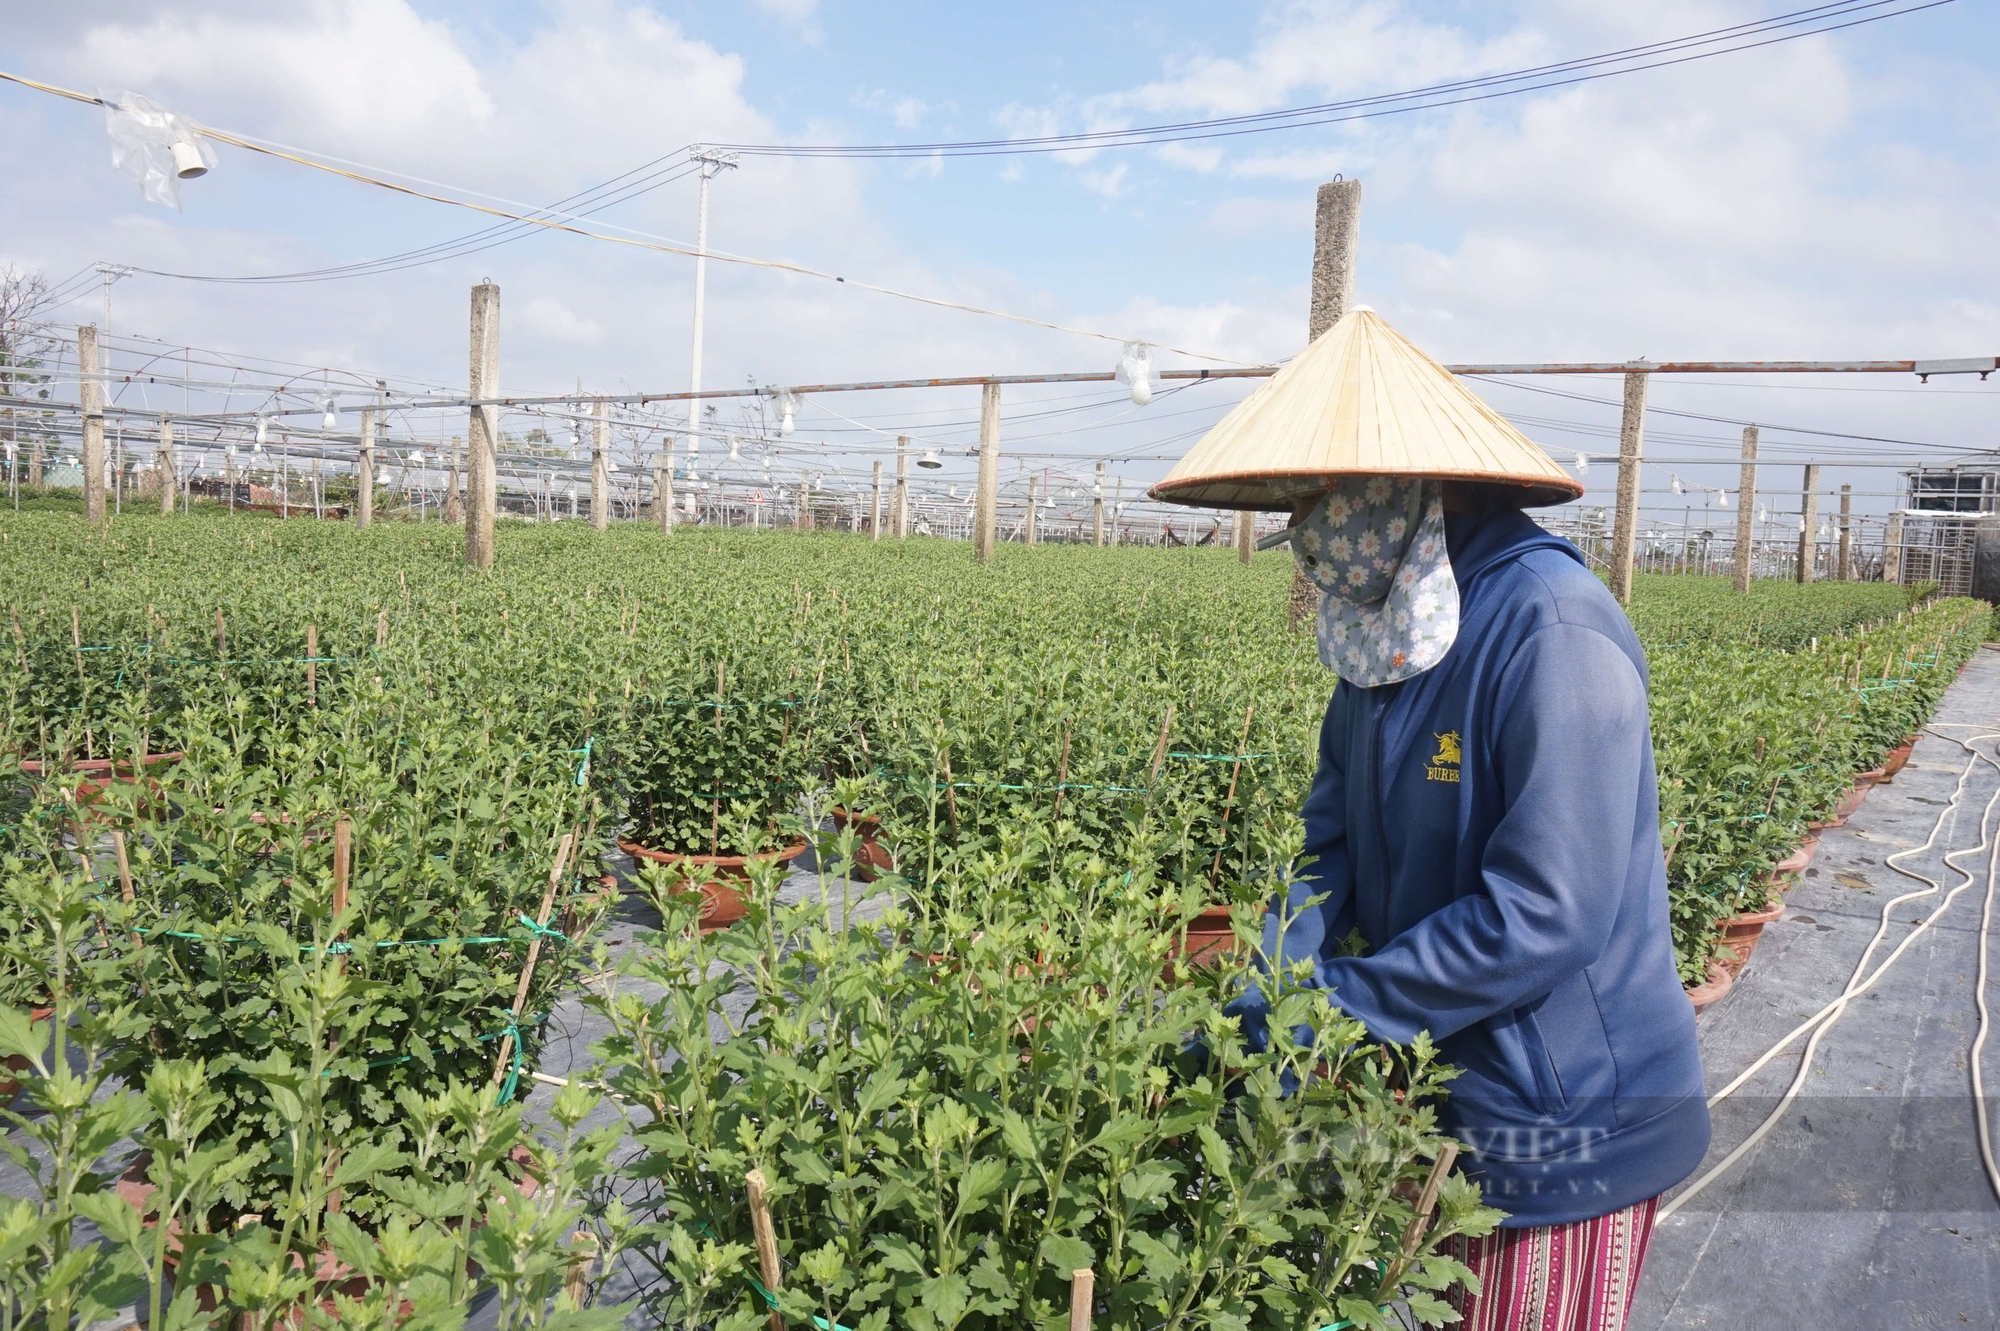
[1758,505,1769,521]
[321,394,338,430]
[1670,475,1684,496]
[608,458,620,473]
[254,416,268,449]
[1716,489,1730,509]
[729,437,741,461]
[570,422,582,452]
[774,388,798,436]
[948,484,958,499]
[918,448,942,469]
[1573,451,1589,476]
[1115,342,1154,407]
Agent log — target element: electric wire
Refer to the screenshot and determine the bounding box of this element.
[712,2,1952,158]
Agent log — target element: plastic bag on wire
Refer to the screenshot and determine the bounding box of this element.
[1115,342,1154,407]
[101,90,216,210]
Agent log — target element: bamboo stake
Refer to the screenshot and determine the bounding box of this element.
[940,748,960,841]
[332,818,351,919]
[745,1169,784,1331]
[1147,703,1177,786]
[711,662,725,856]
[375,609,388,651]
[1401,1142,1460,1255]
[1208,704,1256,885]
[1051,728,1074,821]
[491,832,575,1088]
[563,1231,598,1310]
[306,624,318,706]
[1371,1141,1462,1303]
[1068,1268,1095,1331]
[215,609,228,679]
[111,829,133,904]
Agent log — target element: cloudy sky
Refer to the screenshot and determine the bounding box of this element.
[1,0,1994,531]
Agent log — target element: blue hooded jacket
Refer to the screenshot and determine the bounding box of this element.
[1242,505,1709,1227]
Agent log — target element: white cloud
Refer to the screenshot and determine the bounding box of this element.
[750,0,822,42]
[521,296,603,345]
[1080,163,1129,199]
[854,89,935,130]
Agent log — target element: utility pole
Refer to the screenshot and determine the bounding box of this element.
[1093,462,1106,547]
[870,459,884,542]
[1293,176,1363,624]
[798,471,813,530]
[1732,426,1757,593]
[974,381,1001,562]
[590,398,610,531]
[1884,511,1904,585]
[655,445,674,533]
[1608,364,1650,604]
[894,435,910,538]
[357,381,381,526]
[156,414,175,516]
[78,324,105,524]
[687,148,739,477]
[1234,511,1253,565]
[1796,463,1821,584]
[1837,483,1853,580]
[466,281,500,568]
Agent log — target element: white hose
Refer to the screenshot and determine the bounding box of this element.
[1659,724,2000,1219]
[1972,745,2000,1197]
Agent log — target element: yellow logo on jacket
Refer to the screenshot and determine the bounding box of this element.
[1427,731,1462,783]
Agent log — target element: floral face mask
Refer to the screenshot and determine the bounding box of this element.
[1293,476,1459,687]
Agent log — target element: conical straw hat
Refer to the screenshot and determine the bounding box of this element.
[1149,307,1582,510]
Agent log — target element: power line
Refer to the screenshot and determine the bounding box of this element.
[713,2,1953,159]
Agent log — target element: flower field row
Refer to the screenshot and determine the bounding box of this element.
[0,510,1983,1328]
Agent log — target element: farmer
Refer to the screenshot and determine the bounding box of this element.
[1152,309,1709,1331]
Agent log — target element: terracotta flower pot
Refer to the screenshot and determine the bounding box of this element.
[0,1004,55,1099]
[1769,837,1818,884]
[829,808,895,883]
[618,838,808,932]
[1880,740,1916,781]
[1685,961,1733,1015]
[1835,780,1872,822]
[20,750,183,811]
[1720,900,1786,971]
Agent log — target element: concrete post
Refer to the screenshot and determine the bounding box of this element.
[1731,425,1757,593]
[974,381,1000,563]
[1837,483,1853,580]
[589,399,609,531]
[653,453,671,532]
[799,471,812,531]
[1234,510,1253,565]
[1309,178,1361,343]
[444,438,463,523]
[156,414,175,516]
[356,383,378,527]
[79,324,105,524]
[1024,474,1038,546]
[1093,462,1106,547]
[1884,511,1905,585]
[465,281,500,569]
[871,459,884,542]
[1290,176,1363,626]
[1608,366,1650,604]
[893,435,910,538]
[1796,463,1821,584]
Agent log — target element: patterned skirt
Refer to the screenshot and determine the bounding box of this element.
[1441,1196,1659,1331]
